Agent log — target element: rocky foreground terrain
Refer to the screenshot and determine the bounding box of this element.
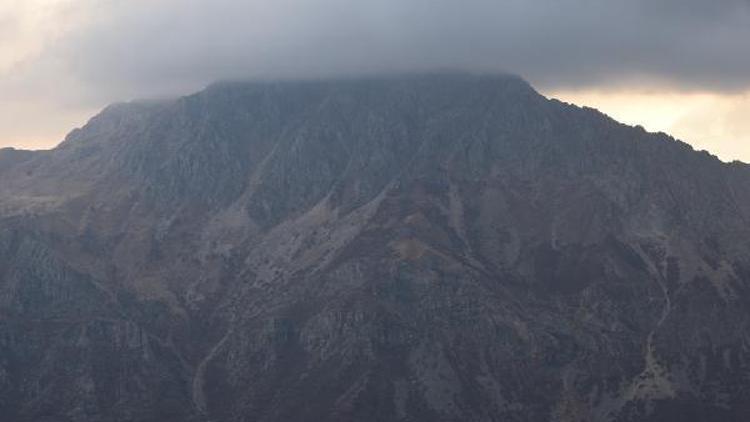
[1,73,750,421]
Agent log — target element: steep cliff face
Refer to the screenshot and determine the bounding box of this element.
[1,73,750,422]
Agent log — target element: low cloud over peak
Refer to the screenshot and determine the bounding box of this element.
[54,0,750,93]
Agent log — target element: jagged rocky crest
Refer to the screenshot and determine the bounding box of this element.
[2,73,750,421]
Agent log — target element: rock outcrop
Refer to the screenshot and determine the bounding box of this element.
[1,73,750,421]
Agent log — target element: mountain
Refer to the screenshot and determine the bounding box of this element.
[1,73,750,422]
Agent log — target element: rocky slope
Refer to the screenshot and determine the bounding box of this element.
[1,73,750,421]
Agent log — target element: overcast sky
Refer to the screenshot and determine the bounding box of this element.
[2,0,750,161]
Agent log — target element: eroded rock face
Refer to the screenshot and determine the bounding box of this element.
[1,73,750,421]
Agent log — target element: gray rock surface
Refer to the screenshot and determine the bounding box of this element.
[1,73,750,421]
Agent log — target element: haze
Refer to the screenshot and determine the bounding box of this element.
[1,0,749,161]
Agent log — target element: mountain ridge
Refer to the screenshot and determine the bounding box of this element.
[1,73,750,421]
[6,72,745,166]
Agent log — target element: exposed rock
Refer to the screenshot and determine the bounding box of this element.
[1,73,750,421]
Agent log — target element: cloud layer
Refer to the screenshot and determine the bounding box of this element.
[52,1,750,96]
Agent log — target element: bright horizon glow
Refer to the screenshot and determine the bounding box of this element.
[547,88,750,163]
[0,99,95,151]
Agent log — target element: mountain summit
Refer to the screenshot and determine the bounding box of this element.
[2,73,750,421]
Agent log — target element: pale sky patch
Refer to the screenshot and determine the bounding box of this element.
[548,88,750,163]
[0,0,87,72]
[1,0,94,149]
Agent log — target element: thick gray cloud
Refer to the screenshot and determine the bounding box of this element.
[40,0,750,102]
